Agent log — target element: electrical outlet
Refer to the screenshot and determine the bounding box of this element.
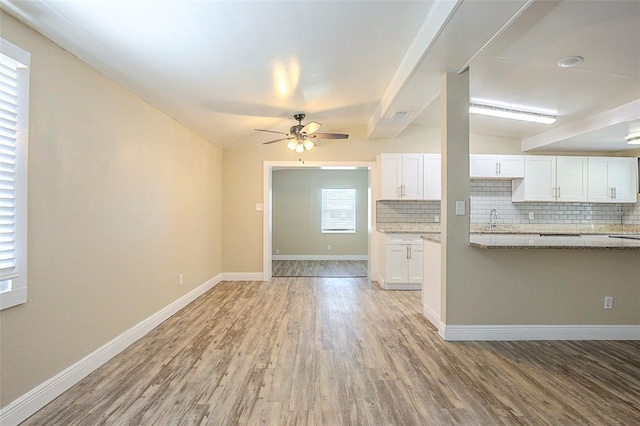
[327,244,331,251]
[179,274,183,286]
[434,214,440,223]
[455,201,466,216]
[604,296,613,309]
[529,212,535,220]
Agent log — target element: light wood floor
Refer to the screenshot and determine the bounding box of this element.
[23,278,640,425]
[272,260,368,277]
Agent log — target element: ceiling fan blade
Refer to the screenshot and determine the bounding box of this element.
[255,128,288,135]
[311,133,349,139]
[262,137,290,145]
[301,121,322,135]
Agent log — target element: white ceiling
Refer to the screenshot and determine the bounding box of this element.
[1,0,639,152]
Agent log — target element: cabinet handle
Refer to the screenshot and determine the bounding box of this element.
[557,186,560,199]
[409,246,412,260]
[613,187,617,199]
[406,246,410,260]
[496,163,499,175]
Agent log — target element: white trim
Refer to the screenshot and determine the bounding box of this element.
[423,304,441,330]
[442,324,640,341]
[0,286,27,310]
[219,272,265,282]
[263,161,377,282]
[272,255,368,261]
[382,282,421,291]
[0,274,223,426]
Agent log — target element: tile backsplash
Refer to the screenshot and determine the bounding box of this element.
[376,180,640,225]
[376,200,441,223]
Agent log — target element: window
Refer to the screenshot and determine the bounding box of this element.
[321,188,356,233]
[0,38,30,310]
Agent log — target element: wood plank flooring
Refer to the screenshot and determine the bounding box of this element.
[22,278,640,425]
[272,260,368,277]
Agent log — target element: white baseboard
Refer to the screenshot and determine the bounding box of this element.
[422,305,443,332]
[272,255,368,261]
[219,272,265,281]
[442,324,640,341]
[0,274,223,426]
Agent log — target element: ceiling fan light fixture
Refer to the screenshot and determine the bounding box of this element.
[303,139,316,150]
[287,140,297,151]
[295,143,305,153]
[469,103,557,124]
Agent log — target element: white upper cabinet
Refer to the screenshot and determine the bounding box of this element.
[513,156,588,202]
[512,156,556,201]
[588,157,638,203]
[402,154,424,199]
[470,155,524,179]
[423,154,441,200]
[378,154,423,200]
[556,156,589,202]
[514,155,636,203]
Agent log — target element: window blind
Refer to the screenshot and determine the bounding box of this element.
[0,54,20,288]
[322,188,356,233]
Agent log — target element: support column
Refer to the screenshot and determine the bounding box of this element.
[440,71,470,326]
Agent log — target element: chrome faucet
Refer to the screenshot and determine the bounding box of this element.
[489,209,498,230]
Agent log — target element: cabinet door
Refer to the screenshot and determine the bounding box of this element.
[496,155,524,178]
[470,154,497,178]
[407,244,423,284]
[402,154,423,199]
[608,157,638,202]
[380,154,402,199]
[385,245,408,284]
[423,154,441,200]
[556,156,588,202]
[587,157,611,202]
[524,156,556,201]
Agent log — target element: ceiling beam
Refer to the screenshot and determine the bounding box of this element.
[367,0,533,140]
[521,99,640,151]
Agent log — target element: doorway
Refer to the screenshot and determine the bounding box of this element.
[262,161,377,281]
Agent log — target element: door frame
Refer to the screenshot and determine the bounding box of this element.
[262,161,377,281]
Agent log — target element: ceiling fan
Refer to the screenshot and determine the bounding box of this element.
[256,113,349,152]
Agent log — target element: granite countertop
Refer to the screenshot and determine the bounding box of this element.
[468,233,640,250]
[420,232,640,249]
[377,222,640,235]
[385,222,640,249]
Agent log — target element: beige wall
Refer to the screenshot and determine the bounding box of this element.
[273,169,368,256]
[0,13,222,407]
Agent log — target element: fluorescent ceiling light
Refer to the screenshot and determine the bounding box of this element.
[626,134,640,145]
[469,103,557,124]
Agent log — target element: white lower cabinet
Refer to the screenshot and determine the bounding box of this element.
[379,234,422,290]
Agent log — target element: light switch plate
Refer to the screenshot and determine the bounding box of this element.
[256,203,264,211]
[455,201,466,216]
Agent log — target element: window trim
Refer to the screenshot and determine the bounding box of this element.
[0,38,30,310]
[321,188,356,234]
